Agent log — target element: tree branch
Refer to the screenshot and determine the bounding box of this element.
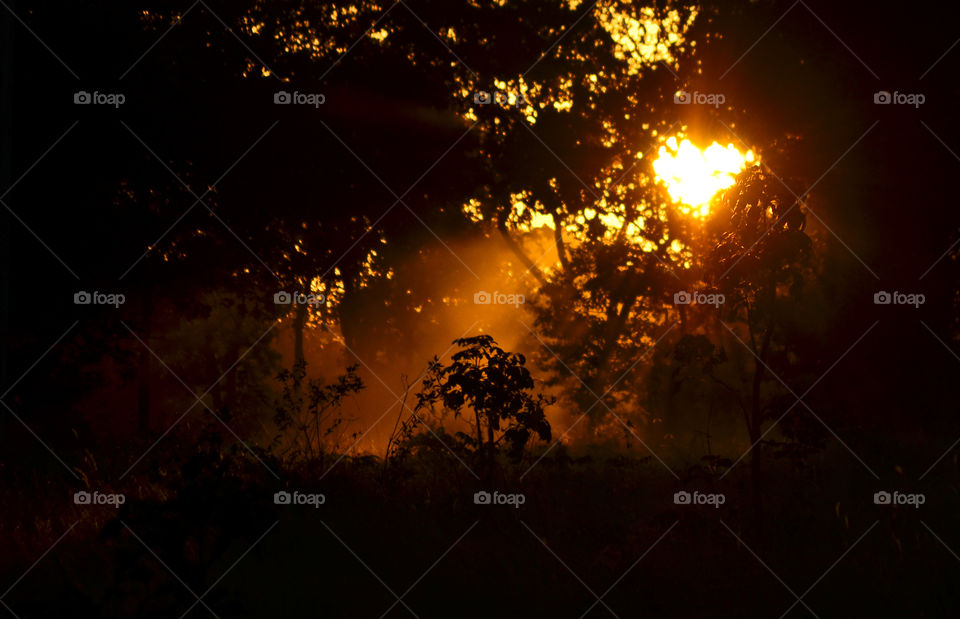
[497,211,547,284]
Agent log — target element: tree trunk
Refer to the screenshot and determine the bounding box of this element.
[750,437,764,536]
[552,211,569,270]
[749,324,773,533]
[0,4,10,418]
[486,413,496,477]
[475,408,484,453]
[136,284,154,434]
[587,293,636,423]
[497,212,546,284]
[293,300,308,369]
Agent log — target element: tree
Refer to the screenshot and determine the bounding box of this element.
[414,335,553,465]
[707,165,812,524]
[708,166,809,444]
[135,0,709,431]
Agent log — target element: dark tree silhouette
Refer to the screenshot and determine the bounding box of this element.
[414,335,553,464]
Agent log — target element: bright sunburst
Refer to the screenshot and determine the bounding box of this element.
[653,136,755,217]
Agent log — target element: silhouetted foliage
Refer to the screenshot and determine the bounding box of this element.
[273,361,365,462]
[5,0,960,615]
[414,335,553,462]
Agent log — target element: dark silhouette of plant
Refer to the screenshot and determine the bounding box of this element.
[710,165,810,448]
[273,361,365,464]
[414,335,553,464]
[706,165,812,527]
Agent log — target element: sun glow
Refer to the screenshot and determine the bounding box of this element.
[653,136,755,217]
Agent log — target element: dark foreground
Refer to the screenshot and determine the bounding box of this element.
[2,445,958,618]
